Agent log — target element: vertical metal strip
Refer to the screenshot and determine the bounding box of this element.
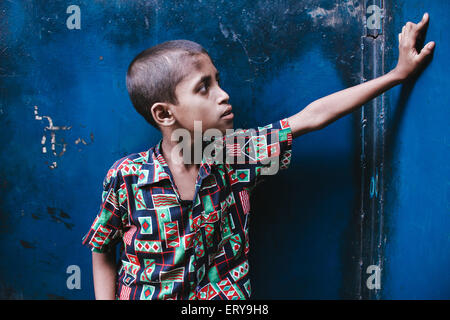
[357,0,386,300]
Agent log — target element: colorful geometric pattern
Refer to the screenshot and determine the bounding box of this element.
[88,224,112,250]
[132,183,147,210]
[138,217,152,234]
[82,118,293,300]
[239,190,250,215]
[119,284,132,300]
[140,284,155,300]
[230,261,250,282]
[160,267,185,282]
[140,259,156,282]
[217,278,245,300]
[123,225,137,245]
[235,169,250,182]
[135,240,162,253]
[164,221,180,248]
[197,283,219,300]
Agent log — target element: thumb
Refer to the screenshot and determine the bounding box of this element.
[415,41,435,64]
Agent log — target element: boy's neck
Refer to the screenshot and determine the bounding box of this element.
[160,136,204,173]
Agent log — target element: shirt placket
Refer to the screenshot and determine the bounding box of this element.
[162,159,213,297]
[192,166,212,295]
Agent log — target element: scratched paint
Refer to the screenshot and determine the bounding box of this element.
[34,105,71,169]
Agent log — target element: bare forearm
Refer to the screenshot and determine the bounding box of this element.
[310,68,403,129]
[92,251,117,300]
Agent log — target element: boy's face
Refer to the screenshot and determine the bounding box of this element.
[170,53,233,135]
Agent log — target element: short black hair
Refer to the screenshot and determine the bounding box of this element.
[126,40,209,130]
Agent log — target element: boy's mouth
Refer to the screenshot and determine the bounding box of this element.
[221,106,233,117]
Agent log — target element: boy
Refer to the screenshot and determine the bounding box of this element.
[82,13,434,300]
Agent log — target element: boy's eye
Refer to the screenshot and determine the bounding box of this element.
[199,82,209,93]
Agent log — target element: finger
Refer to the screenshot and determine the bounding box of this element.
[403,24,415,47]
[407,23,418,43]
[415,41,435,64]
[406,21,414,31]
[416,12,429,30]
[398,33,402,44]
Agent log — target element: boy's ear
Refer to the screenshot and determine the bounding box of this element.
[150,102,176,128]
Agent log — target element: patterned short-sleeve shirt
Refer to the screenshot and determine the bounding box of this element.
[82,117,293,300]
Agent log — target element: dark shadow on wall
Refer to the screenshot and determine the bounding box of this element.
[249,154,357,299]
[381,3,434,299]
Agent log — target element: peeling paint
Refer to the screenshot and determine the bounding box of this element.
[46,206,74,230]
[33,105,94,168]
[307,1,362,27]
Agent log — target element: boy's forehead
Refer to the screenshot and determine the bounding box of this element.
[183,54,217,80]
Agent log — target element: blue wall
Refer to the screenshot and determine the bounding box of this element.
[382,0,450,299]
[0,0,447,300]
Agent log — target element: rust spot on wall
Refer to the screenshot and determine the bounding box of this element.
[19,240,36,249]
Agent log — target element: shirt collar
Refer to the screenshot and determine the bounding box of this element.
[137,138,216,187]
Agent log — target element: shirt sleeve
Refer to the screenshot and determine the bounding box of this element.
[81,161,127,253]
[212,117,293,192]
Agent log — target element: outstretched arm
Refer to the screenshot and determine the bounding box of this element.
[288,13,435,139]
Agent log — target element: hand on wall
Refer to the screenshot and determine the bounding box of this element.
[395,12,435,81]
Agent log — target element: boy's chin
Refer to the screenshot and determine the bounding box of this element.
[198,121,234,138]
[218,122,234,135]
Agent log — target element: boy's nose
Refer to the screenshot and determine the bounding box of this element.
[217,86,230,105]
